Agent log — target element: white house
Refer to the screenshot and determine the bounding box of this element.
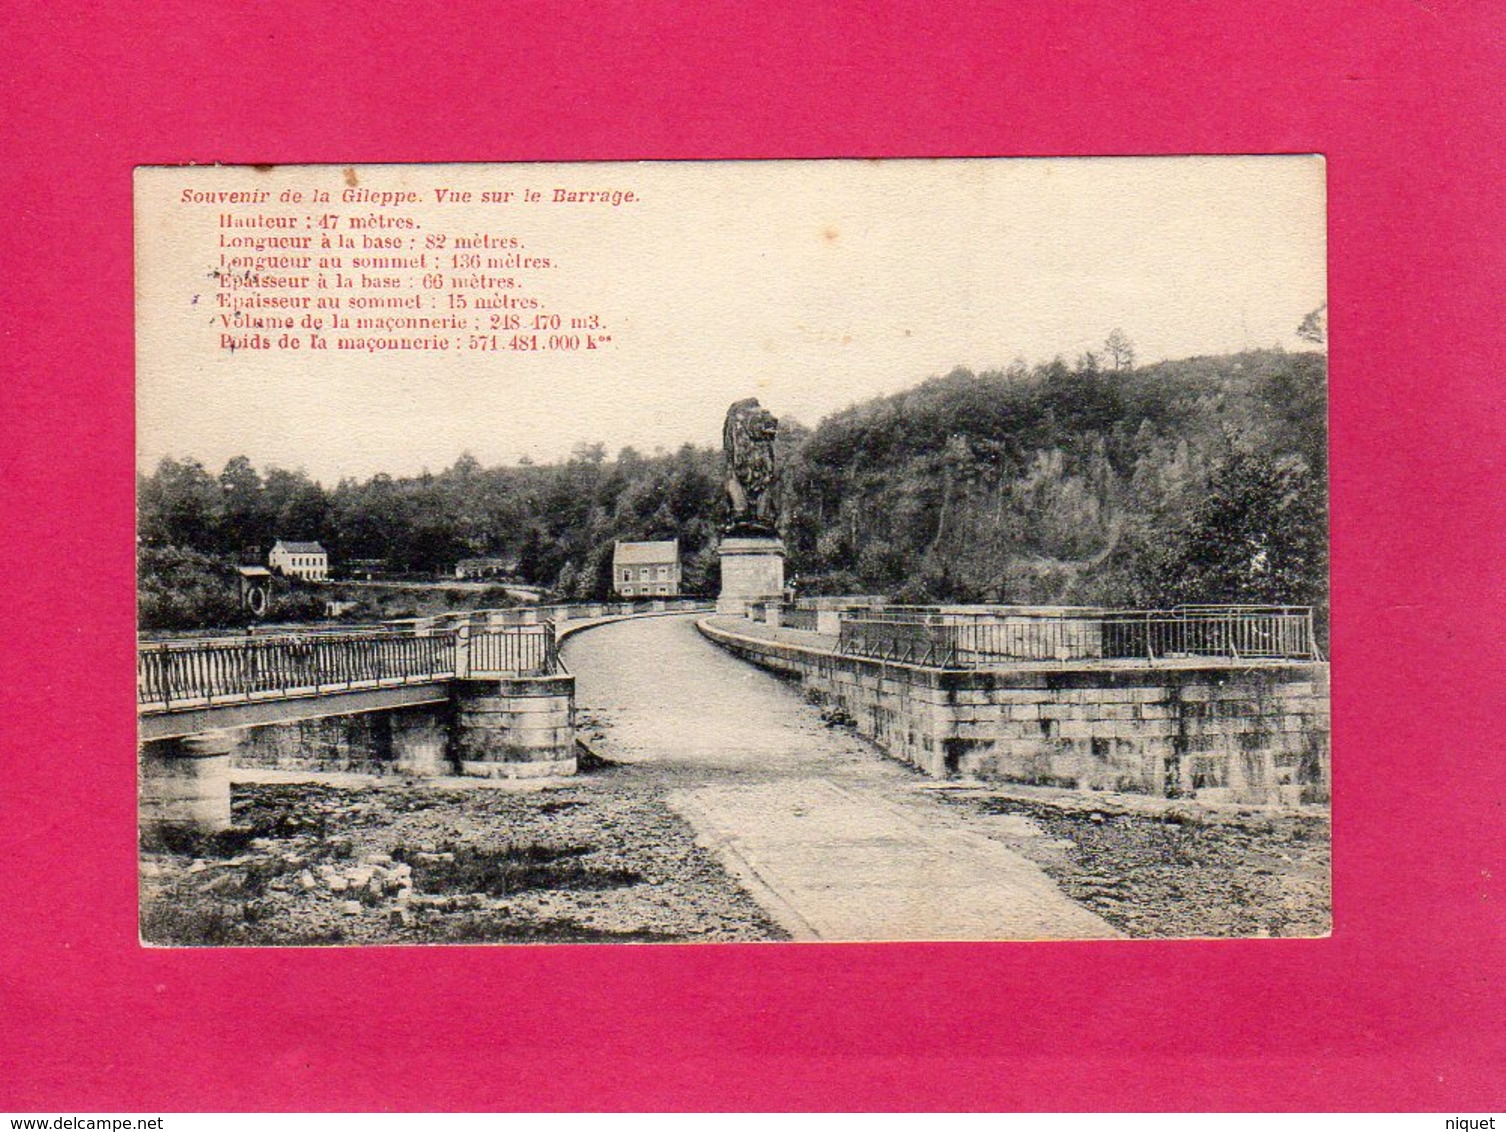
[269,539,329,581]
[612,540,681,597]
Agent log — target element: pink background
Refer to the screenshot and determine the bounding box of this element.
[3,1,1503,1111]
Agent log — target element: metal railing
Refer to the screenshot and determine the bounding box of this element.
[138,630,460,712]
[140,599,713,713]
[383,597,713,633]
[838,605,1321,668]
[466,625,559,677]
[1097,607,1318,662]
[777,604,820,632]
[838,615,958,666]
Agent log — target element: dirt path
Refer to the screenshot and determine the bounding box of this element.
[563,616,1118,941]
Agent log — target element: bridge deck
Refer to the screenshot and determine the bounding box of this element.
[138,680,452,742]
[136,610,708,740]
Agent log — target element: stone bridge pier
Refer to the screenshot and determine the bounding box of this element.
[139,731,237,834]
[139,673,576,836]
[453,675,576,778]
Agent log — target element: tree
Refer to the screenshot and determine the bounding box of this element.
[138,457,221,550]
[1103,328,1136,371]
[1296,303,1327,346]
[137,545,245,630]
[262,468,329,542]
[133,345,1327,612]
[516,525,547,585]
[1145,449,1327,610]
[570,441,606,466]
[218,455,266,559]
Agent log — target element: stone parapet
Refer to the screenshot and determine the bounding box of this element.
[697,617,1330,808]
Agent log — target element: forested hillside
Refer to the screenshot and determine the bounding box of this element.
[782,348,1327,615]
[138,347,1327,626]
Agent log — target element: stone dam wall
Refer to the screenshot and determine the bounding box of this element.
[698,619,1330,807]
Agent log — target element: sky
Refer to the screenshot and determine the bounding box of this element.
[136,156,1326,484]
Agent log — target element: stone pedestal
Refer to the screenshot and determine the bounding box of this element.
[717,536,786,616]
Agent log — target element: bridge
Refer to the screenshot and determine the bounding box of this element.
[138,597,1330,941]
[137,600,711,832]
[138,624,554,740]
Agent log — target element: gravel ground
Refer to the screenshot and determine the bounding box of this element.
[933,790,1331,938]
[140,766,788,947]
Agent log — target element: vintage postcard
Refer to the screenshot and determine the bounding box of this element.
[136,158,1329,945]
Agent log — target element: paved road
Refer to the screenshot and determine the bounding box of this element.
[562,615,1118,941]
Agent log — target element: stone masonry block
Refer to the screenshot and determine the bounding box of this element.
[989,689,1056,704]
[951,690,995,706]
[1131,718,1181,739]
[997,738,1045,759]
[997,721,1045,740]
[1207,684,1260,701]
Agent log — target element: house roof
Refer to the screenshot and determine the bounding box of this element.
[237,566,272,577]
[613,540,679,565]
[273,540,326,555]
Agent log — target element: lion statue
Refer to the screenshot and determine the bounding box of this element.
[722,397,780,534]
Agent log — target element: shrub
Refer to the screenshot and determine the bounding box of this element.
[137,545,247,631]
[138,544,333,631]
